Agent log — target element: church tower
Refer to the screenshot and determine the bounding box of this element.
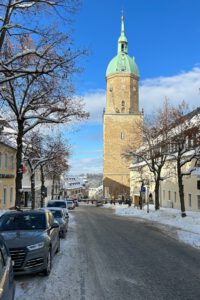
[103,15,143,200]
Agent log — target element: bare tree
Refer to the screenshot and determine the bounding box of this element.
[24,132,69,209]
[124,100,172,210]
[0,0,81,84]
[45,151,69,200]
[0,4,89,207]
[167,102,200,217]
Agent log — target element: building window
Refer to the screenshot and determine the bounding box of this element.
[120,132,125,140]
[188,194,192,207]
[4,153,8,169]
[197,196,200,210]
[168,191,171,200]
[10,155,14,169]
[10,188,13,204]
[174,192,176,203]
[197,181,200,190]
[3,188,7,206]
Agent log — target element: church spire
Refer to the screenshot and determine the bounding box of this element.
[121,10,125,35]
[118,12,128,54]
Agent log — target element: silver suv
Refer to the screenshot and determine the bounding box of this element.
[0,209,60,276]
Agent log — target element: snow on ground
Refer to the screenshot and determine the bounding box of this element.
[14,214,82,300]
[103,203,200,249]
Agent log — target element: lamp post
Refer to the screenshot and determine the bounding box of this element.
[143,179,150,213]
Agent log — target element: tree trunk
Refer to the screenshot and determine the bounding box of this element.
[40,165,45,208]
[51,175,55,200]
[154,178,160,210]
[177,158,186,217]
[15,120,24,208]
[0,0,12,51]
[31,171,36,210]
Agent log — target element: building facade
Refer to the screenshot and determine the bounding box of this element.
[0,142,16,209]
[130,107,200,212]
[130,158,200,212]
[63,175,88,200]
[103,15,143,200]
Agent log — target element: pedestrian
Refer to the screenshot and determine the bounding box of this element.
[149,193,153,204]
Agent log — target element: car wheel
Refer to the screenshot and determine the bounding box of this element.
[62,230,66,239]
[56,237,60,253]
[43,249,52,276]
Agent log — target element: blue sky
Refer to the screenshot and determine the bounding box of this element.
[66,0,200,175]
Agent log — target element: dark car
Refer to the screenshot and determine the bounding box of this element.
[46,200,69,217]
[0,235,15,300]
[0,209,60,276]
[46,208,68,238]
[73,199,79,207]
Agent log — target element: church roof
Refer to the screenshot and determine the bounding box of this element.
[106,15,139,77]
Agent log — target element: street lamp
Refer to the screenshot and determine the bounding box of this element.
[143,179,150,213]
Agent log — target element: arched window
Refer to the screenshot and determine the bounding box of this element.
[4,153,8,169]
[120,132,125,140]
[121,101,125,112]
[10,155,14,169]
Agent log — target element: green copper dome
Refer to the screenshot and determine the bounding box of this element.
[106,15,139,77]
[106,53,139,76]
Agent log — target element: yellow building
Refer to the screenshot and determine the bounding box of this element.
[0,141,16,209]
[103,15,143,200]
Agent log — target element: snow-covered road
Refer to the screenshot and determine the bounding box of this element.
[12,205,200,300]
[103,203,200,249]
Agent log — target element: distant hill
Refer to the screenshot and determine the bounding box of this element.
[81,173,102,188]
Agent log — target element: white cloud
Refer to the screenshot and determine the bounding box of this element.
[82,67,200,123]
[83,89,106,124]
[69,157,103,175]
[140,67,200,114]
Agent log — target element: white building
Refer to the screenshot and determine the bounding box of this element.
[63,175,88,200]
[130,107,200,212]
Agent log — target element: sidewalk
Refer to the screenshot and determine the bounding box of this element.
[103,203,200,250]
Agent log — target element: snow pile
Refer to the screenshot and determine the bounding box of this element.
[103,203,200,249]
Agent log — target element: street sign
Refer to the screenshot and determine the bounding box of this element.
[140,186,146,193]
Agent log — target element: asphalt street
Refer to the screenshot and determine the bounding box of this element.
[75,205,200,300]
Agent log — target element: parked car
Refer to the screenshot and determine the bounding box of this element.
[46,208,68,238]
[74,199,79,207]
[96,199,104,207]
[0,209,60,276]
[46,200,69,217]
[0,235,15,300]
[66,200,75,210]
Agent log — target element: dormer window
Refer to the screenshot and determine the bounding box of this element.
[120,132,125,139]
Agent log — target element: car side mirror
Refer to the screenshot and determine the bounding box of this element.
[52,222,59,228]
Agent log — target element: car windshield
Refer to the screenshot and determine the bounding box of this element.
[50,210,62,218]
[0,213,46,230]
[47,202,66,208]
[67,201,73,204]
